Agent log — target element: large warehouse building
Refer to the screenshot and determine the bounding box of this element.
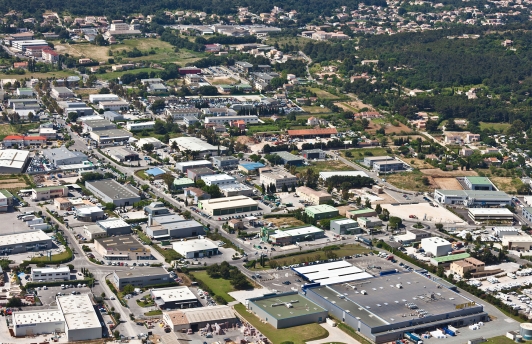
[421,237,453,257]
[94,235,152,261]
[151,286,199,310]
[0,149,30,173]
[0,230,52,254]
[169,137,227,157]
[85,179,140,207]
[175,159,213,173]
[247,292,328,329]
[163,305,238,332]
[112,267,170,289]
[145,214,204,239]
[305,272,488,343]
[468,208,514,223]
[12,294,102,341]
[198,195,258,216]
[293,261,372,285]
[434,189,512,206]
[172,239,219,258]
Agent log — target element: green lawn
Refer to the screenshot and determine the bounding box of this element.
[262,244,371,269]
[0,122,41,140]
[153,244,182,263]
[190,270,235,303]
[309,87,340,100]
[343,147,389,160]
[234,304,328,344]
[144,310,162,316]
[295,159,353,174]
[485,336,520,344]
[301,105,333,114]
[479,122,510,132]
[134,129,182,141]
[98,67,162,81]
[247,124,284,134]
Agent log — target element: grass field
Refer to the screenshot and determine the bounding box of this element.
[485,336,519,344]
[343,147,389,159]
[295,159,353,174]
[0,122,40,140]
[301,105,332,114]
[490,177,524,194]
[190,270,235,303]
[0,70,77,80]
[263,244,371,269]
[234,304,328,344]
[56,38,205,65]
[247,124,284,134]
[98,67,163,81]
[309,87,340,100]
[480,122,511,132]
[386,171,433,192]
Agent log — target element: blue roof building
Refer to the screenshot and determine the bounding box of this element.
[238,162,265,173]
[145,167,166,178]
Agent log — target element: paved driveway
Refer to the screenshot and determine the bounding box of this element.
[307,323,359,344]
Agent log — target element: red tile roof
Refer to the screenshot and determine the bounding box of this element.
[287,128,338,136]
[3,135,24,141]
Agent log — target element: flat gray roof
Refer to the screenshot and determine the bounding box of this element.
[95,235,145,251]
[42,147,87,161]
[86,179,139,200]
[273,151,304,162]
[311,272,480,328]
[250,292,326,320]
[93,128,132,138]
[115,267,168,278]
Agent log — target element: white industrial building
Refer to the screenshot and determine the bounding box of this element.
[468,208,514,223]
[172,239,219,258]
[175,159,213,173]
[88,94,120,104]
[126,121,155,131]
[57,294,102,341]
[502,235,532,250]
[434,189,512,206]
[137,137,163,149]
[12,309,65,337]
[12,294,101,341]
[31,266,70,282]
[169,137,227,157]
[292,260,373,285]
[204,115,258,125]
[493,227,521,237]
[151,286,199,309]
[421,237,452,257]
[201,174,235,186]
[0,149,29,174]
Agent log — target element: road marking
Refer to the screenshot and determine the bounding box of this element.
[505,318,516,323]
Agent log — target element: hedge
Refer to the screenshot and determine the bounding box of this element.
[263,213,293,219]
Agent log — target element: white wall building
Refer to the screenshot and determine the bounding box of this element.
[126,121,155,131]
[172,239,219,258]
[57,294,102,341]
[12,309,65,337]
[200,174,235,186]
[31,266,70,282]
[88,94,120,104]
[421,237,452,257]
[204,115,258,125]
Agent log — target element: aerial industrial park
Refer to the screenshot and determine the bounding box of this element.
[0,6,531,344]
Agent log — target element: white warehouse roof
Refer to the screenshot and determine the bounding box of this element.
[151,286,197,303]
[172,239,218,255]
[293,261,373,285]
[56,294,101,330]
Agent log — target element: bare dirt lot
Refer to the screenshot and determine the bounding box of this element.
[268,217,305,227]
[0,178,27,188]
[382,122,413,134]
[381,203,467,224]
[420,169,478,177]
[432,177,463,190]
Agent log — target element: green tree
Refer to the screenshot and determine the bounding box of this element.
[389,216,402,229]
[122,284,135,294]
[142,143,154,153]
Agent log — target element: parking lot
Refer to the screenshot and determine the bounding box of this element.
[31,284,93,307]
[381,202,466,224]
